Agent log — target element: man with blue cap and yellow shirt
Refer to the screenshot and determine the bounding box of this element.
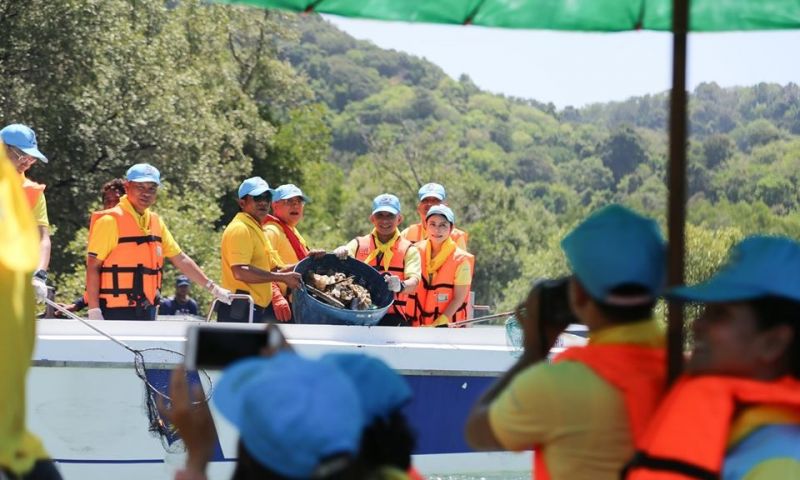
[262,184,327,322]
[334,193,421,327]
[219,177,302,323]
[1,124,52,303]
[401,182,468,250]
[623,236,800,480]
[466,204,667,480]
[86,163,232,321]
[0,140,62,479]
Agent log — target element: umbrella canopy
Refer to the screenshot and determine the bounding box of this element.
[218,0,800,31]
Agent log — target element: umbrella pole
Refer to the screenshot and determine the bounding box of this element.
[667,0,690,384]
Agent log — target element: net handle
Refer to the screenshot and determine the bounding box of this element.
[44,298,137,353]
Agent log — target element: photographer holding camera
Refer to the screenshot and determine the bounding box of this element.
[465,205,668,480]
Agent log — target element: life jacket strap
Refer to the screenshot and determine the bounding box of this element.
[622,451,718,480]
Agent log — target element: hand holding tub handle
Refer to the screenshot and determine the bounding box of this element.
[333,246,349,260]
[385,275,403,293]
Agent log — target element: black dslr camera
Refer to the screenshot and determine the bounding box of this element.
[537,277,580,328]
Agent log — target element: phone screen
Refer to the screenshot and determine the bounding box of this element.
[191,326,271,369]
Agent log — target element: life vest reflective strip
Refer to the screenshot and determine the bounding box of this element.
[355,234,412,316]
[410,241,474,326]
[403,223,469,249]
[534,344,667,480]
[97,206,164,309]
[22,177,45,209]
[622,375,800,480]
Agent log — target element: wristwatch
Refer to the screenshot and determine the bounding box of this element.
[34,269,48,282]
[399,280,407,292]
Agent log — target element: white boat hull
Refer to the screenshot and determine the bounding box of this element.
[30,319,586,479]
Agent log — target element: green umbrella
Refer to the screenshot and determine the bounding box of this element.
[216,0,800,31]
[214,0,800,382]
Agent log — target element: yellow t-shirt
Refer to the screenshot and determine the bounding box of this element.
[345,232,422,281]
[87,195,181,261]
[488,319,664,480]
[453,258,472,286]
[0,143,49,474]
[221,212,284,308]
[263,221,307,296]
[31,193,49,228]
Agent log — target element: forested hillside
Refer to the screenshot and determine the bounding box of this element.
[2,2,799,312]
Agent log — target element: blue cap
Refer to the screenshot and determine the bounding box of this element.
[272,184,309,203]
[175,275,190,287]
[237,176,272,199]
[125,163,161,185]
[321,353,412,422]
[1,124,48,163]
[372,193,401,215]
[214,352,364,478]
[669,236,800,303]
[418,183,446,201]
[561,205,665,305]
[426,205,455,225]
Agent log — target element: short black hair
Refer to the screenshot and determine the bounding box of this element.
[358,410,416,471]
[101,178,125,199]
[749,295,800,379]
[593,283,657,323]
[232,441,362,480]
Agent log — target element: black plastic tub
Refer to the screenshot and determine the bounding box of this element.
[292,254,394,326]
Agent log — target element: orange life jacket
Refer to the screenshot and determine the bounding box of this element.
[97,206,164,309]
[403,222,469,249]
[355,233,413,317]
[622,375,800,480]
[534,344,667,480]
[410,240,474,326]
[22,176,45,209]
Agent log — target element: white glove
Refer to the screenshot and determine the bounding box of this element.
[333,246,349,260]
[87,308,104,320]
[210,283,233,305]
[385,275,403,293]
[32,276,48,303]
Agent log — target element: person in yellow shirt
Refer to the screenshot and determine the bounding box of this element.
[465,205,667,480]
[400,183,468,251]
[410,205,474,327]
[334,194,421,327]
[0,141,62,479]
[263,184,327,322]
[219,177,302,323]
[86,163,232,321]
[1,124,52,303]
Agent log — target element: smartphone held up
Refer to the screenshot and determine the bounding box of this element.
[184,323,284,370]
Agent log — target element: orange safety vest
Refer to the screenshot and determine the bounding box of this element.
[355,234,413,317]
[22,176,45,209]
[534,344,667,480]
[97,206,164,309]
[403,222,469,249]
[410,240,474,326]
[622,375,800,480]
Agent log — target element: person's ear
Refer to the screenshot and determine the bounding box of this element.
[757,324,794,365]
[397,213,404,224]
[237,198,246,210]
[569,278,590,309]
